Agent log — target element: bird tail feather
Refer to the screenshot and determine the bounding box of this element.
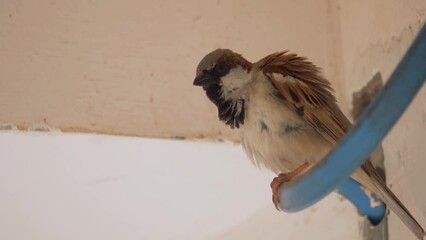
[362,164,425,240]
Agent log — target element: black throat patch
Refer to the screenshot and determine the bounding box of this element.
[203,83,245,129]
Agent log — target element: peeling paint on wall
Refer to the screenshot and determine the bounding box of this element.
[0,123,18,131]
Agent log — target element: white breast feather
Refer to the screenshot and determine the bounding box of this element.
[240,74,333,174]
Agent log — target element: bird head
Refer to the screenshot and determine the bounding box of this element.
[193,49,252,128]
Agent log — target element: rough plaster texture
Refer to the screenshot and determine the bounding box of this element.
[0,0,338,141]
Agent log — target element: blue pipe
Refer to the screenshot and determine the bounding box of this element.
[278,23,426,221]
[338,178,386,225]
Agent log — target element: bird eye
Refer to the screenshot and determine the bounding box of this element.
[214,62,229,75]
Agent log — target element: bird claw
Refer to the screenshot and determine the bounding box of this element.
[270,162,310,211]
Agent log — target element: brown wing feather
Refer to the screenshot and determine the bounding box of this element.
[257,51,352,144]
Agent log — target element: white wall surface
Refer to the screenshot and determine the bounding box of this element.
[0,132,361,240]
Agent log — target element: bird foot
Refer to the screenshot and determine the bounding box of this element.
[271,162,310,211]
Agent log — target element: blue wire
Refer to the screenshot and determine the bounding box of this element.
[278,23,426,218]
[338,179,386,225]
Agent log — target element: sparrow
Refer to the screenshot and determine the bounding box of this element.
[193,49,425,239]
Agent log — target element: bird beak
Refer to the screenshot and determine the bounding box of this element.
[193,72,214,87]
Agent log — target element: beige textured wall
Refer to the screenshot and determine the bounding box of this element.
[336,1,426,239]
[0,0,338,141]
